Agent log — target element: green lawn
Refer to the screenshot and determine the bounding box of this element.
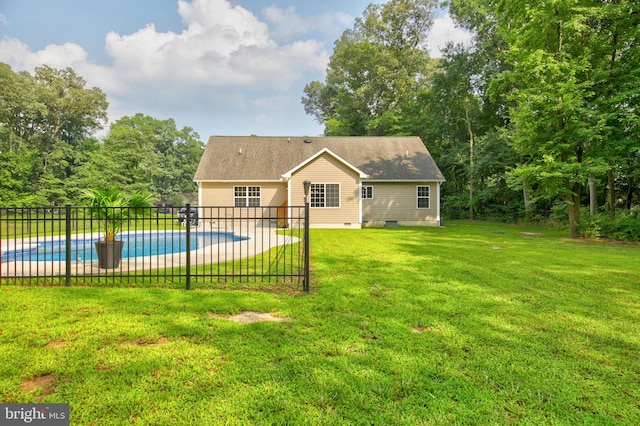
[1,221,639,425]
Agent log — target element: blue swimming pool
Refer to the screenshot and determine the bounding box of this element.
[1,231,247,262]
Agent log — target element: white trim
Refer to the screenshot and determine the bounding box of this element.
[361,185,374,199]
[363,179,445,183]
[233,185,262,207]
[358,182,363,225]
[310,182,341,208]
[281,147,369,179]
[309,222,363,229]
[416,185,430,209]
[437,182,442,225]
[196,182,203,226]
[195,179,283,183]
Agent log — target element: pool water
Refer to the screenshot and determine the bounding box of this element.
[1,231,247,262]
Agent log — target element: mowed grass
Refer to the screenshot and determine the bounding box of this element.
[1,221,639,425]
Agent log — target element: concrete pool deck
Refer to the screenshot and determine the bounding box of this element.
[0,221,302,278]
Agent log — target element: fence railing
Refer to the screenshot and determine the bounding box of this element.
[0,204,310,292]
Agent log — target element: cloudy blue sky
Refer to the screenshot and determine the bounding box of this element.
[0,0,470,140]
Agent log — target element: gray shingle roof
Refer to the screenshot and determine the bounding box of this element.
[194,136,445,182]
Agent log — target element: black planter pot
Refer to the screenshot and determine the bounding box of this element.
[95,240,124,269]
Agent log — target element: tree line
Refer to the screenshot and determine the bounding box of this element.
[0,63,203,208]
[303,0,639,239]
[2,0,638,239]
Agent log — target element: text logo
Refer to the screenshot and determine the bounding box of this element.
[1,404,69,425]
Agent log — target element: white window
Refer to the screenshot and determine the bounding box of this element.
[310,183,340,208]
[362,185,373,199]
[234,186,261,207]
[417,186,430,209]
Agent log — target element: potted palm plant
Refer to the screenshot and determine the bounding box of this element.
[84,187,154,269]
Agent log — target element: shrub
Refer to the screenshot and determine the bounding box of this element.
[579,208,640,242]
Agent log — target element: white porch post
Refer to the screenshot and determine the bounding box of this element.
[358,181,363,226]
[197,182,203,226]
[437,182,442,226]
[285,178,292,228]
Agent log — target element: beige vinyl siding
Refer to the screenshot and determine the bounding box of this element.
[362,182,439,226]
[199,182,287,218]
[291,153,361,227]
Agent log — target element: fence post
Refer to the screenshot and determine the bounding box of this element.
[65,204,72,286]
[303,180,311,293]
[304,203,310,292]
[185,203,191,290]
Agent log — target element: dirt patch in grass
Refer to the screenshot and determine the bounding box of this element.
[412,326,442,333]
[21,374,56,401]
[212,282,304,295]
[95,360,109,371]
[45,339,66,349]
[210,311,292,324]
[521,232,543,237]
[120,336,169,347]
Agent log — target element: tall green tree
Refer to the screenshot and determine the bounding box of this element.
[0,64,39,151]
[302,0,440,136]
[588,0,640,215]
[303,0,526,222]
[409,43,520,221]
[0,63,108,206]
[490,0,635,236]
[31,66,108,205]
[69,114,203,203]
[448,0,640,233]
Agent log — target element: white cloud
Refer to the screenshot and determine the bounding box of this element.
[263,6,352,41]
[427,13,472,58]
[0,2,472,137]
[102,0,329,92]
[0,37,88,71]
[0,0,331,136]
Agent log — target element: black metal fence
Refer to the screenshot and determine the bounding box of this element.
[0,204,310,292]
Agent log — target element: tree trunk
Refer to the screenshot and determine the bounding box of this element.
[588,174,597,216]
[465,98,474,220]
[523,186,532,222]
[607,168,615,219]
[566,182,581,238]
[626,177,635,210]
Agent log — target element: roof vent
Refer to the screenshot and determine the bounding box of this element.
[303,138,312,144]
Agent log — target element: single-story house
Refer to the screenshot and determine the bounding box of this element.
[194,136,445,228]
